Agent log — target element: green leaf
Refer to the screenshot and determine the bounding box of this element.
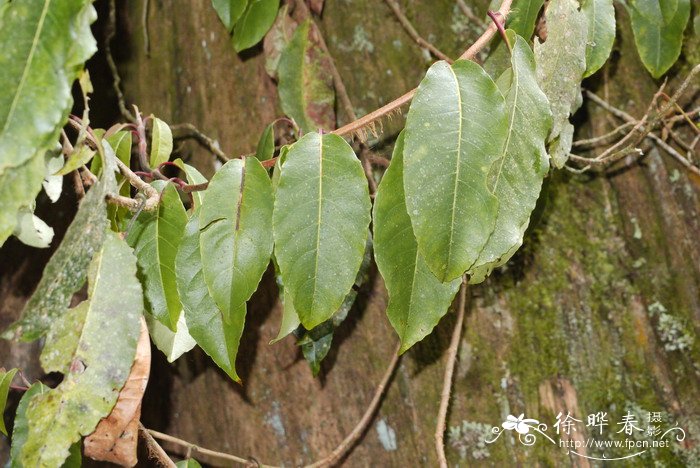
[534,0,588,168]
[3,141,118,341]
[0,368,18,435]
[0,154,45,246]
[278,19,336,133]
[150,117,173,168]
[145,310,196,362]
[273,132,371,328]
[55,144,95,176]
[91,130,132,177]
[508,0,545,38]
[43,147,64,203]
[629,0,690,78]
[256,123,275,161]
[469,33,552,282]
[173,158,209,210]
[127,180,188,330]
[200,157,273,326]
[21,231,142,467]
[176,459,203,468]
[10,383,46,466]
[231,0,279,52]
[581,0,616,77]
[403,59,508,282]
[270,254,300,344]
[13,208,54,249]
[212,0,247,31]
[0,0,96,174]
[374,133,460,353]
[177,209,242,381]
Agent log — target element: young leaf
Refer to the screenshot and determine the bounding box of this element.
[21,231,142,467]
[200,157,273,326]
[374,133,461,353]
[0,368,18,435]
[231,0,279,52]
[581,0,616,77]
[212,0,248,32]
[177,209,243,380]
[628,0,690,78]
[13,208,55,249]
[174,158,209,210]
[469,33,552,282]
[150,117,173,168]
[127,180,188,331]
[403,59,508,282]
[263,4,297,79]
[534,0,588,168]
[0,0,96,174]
[145,311,196,363]
[278,19,336,133]
[273,133,371,328]
[256,123,275,161]
[3,141,118,341]
[55,144,95,176]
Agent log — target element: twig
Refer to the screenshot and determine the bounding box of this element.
[72,170,86,200]
[435,279,468,468]
[383,0,453,63]
[171,123,229,162]
[573,122,634,148]
[143,343,402,467]
[139,423,176,468]
[106,0,136,122]
[647,132,700,177]
[331,0,512,139]
[456,0,483,25]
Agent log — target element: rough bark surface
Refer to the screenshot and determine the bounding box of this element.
[0,1,698,466]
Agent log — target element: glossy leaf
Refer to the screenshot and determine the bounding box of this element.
[0,0,96,174]
[13,208,54,249]
[581,0,616,77]
[629,0,690,78]
[177,210,242,380]
[174,158,209,210]
[127,180,187,330]
[273,132,371,328]
[212,0,247,31]
[256,123,275,161]
[403,59,508,282]
[3,141,118,341]
[21,231,142,467]
[534,0,588,168]
[0,368,18,435]
[145,310,196,363]
[231,0,279,52]
[150,117,173,168]
[278,19,336,133]
[374,133,460,353]
[200,157,273,327]
[263,4,297,78]
[469,33,552,282]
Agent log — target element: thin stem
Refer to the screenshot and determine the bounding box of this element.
[435,278,468,468]
[383,0,453,63]
[139,423,176,468]
[487,10,511,52]
[171,122,229,162]
[106,0,136,122]
[147,429,257,467]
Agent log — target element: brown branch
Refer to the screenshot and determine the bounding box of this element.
[383,0,453,63]
[435,279,468,468]
[139,423,176,468]
[171,123,229,162]
[147,429,257,467]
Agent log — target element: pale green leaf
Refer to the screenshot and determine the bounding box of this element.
[177,209,242,380]
[55,144,95,176]
[403,59,508,282]
[41,302,88,374]
[273,132,371,328]
[629,0,690,78]
[256,123,275,161]
[278,19,336,133]
[581,0,616,77]
[145,310,196,362]
[3,141,118,341]
[469,33,552,282]
[176,459,203,468]
[0,368,18,435]
[534,0,588,168]
[42,148,64,203]
[0,0,96,174]
[374,133,460,353]
[212,0,247,31]
[150,117,173,168]
[200,157,273,325]
[21,231,142,467]
[0,154,45,247]
[270,255,300,344]
[174,158,209,210]
[127,180,188,330]
[13,208,54,249]
[91,130,132,177]
[231,0,279,52]
[10,383,47,466]
[508,0,545,38]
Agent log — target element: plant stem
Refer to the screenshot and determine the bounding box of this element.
[384,0,453,63]
[435,278,468,468]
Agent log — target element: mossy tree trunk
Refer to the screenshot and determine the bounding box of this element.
[1,0,698,466]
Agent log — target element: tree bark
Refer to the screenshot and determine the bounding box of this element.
[1,0,698,466]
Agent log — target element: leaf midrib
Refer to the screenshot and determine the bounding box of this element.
[445,64,463,280]
[310,136,324,312]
